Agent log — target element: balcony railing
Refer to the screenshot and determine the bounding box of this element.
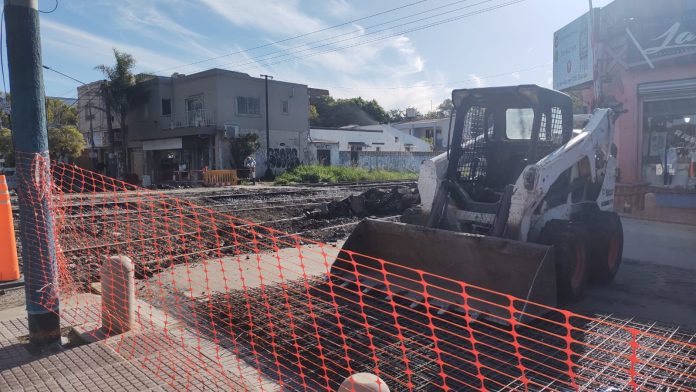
[161,109,216,130]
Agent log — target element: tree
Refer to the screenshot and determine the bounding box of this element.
[46,97,77,128]
[0,97,80,167]
[437,98,454,117]
[311,96,390,127]
[309,104,319,125]
[230,133,261,170]
[0,127,13,167]
[96,49,142,176]
[47,125,86,162]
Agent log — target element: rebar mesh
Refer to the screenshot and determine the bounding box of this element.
[11,152,696,391]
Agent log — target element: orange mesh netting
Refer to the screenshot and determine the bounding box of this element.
[14,153,696,391]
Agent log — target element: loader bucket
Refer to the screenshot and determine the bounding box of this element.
[330,219,557,323]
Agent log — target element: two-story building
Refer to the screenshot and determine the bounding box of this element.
[78,68,310,184]
[555,0,696,207]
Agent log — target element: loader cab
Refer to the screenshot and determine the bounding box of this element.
[448,85,573,203]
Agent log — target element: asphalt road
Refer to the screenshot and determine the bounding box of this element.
[570,217,696,329]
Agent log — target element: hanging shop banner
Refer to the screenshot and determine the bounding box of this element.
[625,17,696,68]
[553,11,593,91]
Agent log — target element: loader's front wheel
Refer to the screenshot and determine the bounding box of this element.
[539,222,589,302]
[588,211,623,284]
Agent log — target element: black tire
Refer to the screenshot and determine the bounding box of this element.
[587,211,623,284]
[539,221,590,302]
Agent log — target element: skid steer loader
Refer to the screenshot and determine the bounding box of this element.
[330,85,623,320]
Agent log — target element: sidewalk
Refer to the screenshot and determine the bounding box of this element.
[620,205,696,226]
[0,295,272,391]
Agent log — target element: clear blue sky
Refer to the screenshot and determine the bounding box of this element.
[6,0,612,112]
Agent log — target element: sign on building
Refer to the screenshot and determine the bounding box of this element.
[553,12,593,91]
[626,20,696,69]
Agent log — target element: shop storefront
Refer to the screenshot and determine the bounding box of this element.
[555,0,696,196]
[641,94,696,188]
[141,136,213,184]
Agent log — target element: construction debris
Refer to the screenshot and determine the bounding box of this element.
[304,186,419,218]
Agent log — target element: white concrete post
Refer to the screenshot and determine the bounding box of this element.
[101,255,135,335]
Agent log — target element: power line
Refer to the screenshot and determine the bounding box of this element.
[326,63,551,90]
[188,0,494,73]
[154,0,429,74]
[44,0,528,112]
[43,65,86,85]
[1,10,6,97]
[39,0,59,14]
[220,0,526,74]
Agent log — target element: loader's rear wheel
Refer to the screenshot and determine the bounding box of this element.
[588,212,623,284]
[539,222,589,302]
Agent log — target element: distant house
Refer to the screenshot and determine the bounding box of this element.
[392,117,451,152]
[309,124,433,171]
[77,68,310,183]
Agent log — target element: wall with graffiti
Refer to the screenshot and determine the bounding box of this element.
[338,151,438,172]
[266,147,301,170]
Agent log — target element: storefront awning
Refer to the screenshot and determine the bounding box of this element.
[142,138,183,151]
[639,78,696,101]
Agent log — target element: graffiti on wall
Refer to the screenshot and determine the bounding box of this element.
[268,147,300,169]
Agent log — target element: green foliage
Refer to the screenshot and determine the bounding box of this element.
[230,133,261,169]
[274,165,417,185]
[47,125,86,162]
[0,127,13,166]
[437,98,454,116]
[311,96,390,127]
[0,98,81,165]
[96,49,137,122]
[46,97,77,128]
[96,49,144,173]
[309,104,319,123]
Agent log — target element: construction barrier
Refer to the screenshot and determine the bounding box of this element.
[13,152,696,391]
[203,169,238,186]
[0,175,20,282]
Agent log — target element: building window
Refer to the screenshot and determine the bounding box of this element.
[642,98,696,187]
[161,99,171,116]
[237,96,260,116]
[376,147,381,152]
[281,100,289,114]
[395,137,399,143]
[185,95,204,126]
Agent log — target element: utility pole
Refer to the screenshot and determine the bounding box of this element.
[88,103,98,170]
[261,74,273,179]
[4,0,61,346]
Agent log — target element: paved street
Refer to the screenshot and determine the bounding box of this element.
[571,217,696,329]
[622,217,696,270]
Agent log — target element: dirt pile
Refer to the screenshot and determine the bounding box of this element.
[305,186,419,218]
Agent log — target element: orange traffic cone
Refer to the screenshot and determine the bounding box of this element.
[0,175,20,282]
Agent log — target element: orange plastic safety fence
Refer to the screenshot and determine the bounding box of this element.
[13,153,696,391]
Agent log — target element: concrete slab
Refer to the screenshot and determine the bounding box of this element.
[153,242,342,297]
[0,294,276,391]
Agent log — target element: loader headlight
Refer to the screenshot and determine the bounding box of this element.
[523,166,539,191]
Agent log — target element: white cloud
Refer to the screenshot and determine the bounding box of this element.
[115,2,220,61]
[469,73,485,88]
[510,72,521,79]
[41,20,183,72]
[200,0,324,35]
[324,0,353,17]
